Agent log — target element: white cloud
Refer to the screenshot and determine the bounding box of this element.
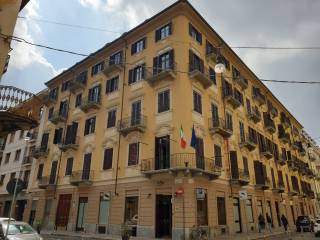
[9,0,62,76]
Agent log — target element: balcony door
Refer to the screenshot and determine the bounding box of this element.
[41,133,49,149]
[88,85,100,102]
[155,136,170,170]
[230,151,239,179]
[76,197,88,231]
[59,100,68,116]
[195,138,204,170]
[82,153,91,180]
[131,100,141,126]
[66,122,78,144]
[49,161,58,185]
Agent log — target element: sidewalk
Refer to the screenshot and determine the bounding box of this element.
[42,229,293,240]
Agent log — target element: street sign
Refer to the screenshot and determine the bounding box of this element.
[6,178,25,195]
[239,190,248,200]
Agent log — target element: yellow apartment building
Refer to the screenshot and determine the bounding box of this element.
[22,1,318,239]
[0,0,29,80]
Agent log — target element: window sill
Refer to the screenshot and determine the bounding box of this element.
[156,109,172,116]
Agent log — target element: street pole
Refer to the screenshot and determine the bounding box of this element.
[5,135,30,238]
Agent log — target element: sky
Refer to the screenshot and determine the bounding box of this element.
[2,0,320,143]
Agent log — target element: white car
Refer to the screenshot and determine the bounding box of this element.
[0,218,15,222]
[0,221,43,240]
[314,219,320,233]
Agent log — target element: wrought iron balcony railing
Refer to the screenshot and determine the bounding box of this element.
[208,117,233,138]
[247,107,261,123]
[239,133,257,151]
[32,146,49,159]
[0,85,34,110]
[255,177,271,190]
[230,168,250,185]
[189,62,212,89]
[70,170,94,186]
[223,88,242,109]
[79,96,101,112]
[103,58,124,75]
[38,175,57,189]
[117,115,147,135]
[141,153,222,180]
[146,62,177,84]
[48,110,67,124]
[58,136,79,151]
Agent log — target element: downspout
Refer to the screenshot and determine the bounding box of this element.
[114,39,128,196]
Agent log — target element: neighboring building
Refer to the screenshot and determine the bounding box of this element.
[0,128,38,221]
[24,0,319,238]
[0,0,29,80]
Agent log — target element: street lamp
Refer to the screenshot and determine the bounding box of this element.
[214,55,226,74]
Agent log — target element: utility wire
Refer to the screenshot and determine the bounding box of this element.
[2,33,320,85]
[18,15,320,51]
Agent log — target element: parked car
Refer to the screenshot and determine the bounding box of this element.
[296,216,312,232]
[314,218,320,233]
[0,218,15,223]
[0,221,43,240]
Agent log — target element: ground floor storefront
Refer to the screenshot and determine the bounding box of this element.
[13,176,319,240]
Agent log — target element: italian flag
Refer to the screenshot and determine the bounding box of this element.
[180,126,187,149]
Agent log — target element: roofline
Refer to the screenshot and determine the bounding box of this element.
[45,0,303,128]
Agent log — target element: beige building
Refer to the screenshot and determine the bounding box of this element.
[19,1,319,239]
[0,0,29,80]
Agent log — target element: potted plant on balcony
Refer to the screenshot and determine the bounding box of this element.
[121,222,132,240]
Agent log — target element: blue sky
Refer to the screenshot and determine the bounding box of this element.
[2,0,320,142]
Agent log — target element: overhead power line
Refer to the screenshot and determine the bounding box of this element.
[2,33,320,85]
[18,16,320,51]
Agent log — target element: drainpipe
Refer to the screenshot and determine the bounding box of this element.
[114,39,128,196]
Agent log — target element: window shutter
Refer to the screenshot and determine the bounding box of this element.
[169,49,174,67]
[189,50,193,71]
[131,43,135,55]
[199,32,202,45]
[37,164,44,179]
[141,64,146,79]
[153,57,158,75]
[155,29,160,42]
[189,23,193,36]
[142,37,146,49]
[92,117,96,133]
[84,120,89,135]
[128,69,133,84]
[91,66,94,76]
[214,145,222,167]
[168,22,172,35]
[230,151,239,179]
[103,148,113,170]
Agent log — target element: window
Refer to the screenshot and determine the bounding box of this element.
[14,149,21,161]
[10,172,16,179]
[128,143,139,166]
[84,117,96,135]
[209,67,216,84]
[239,121,245,142]
[99,193,110,226]
[106,76,119,94]
[109,51,122,65]
[61,80,71,92]
[206,40,217,55]
[103,148,113,170]
[23,170,30,188]
[0,175,5,185]
[5,153,10,164]
[49,87,58,100]
[88,85,101,103]
[155,23,172,41]
[189,23,202,44]
[53,128,63,144]
[214,144,222,167]
[128,64,145,84]
[211,104,219,122]
[75,93,82,108]
[76,71,88,85]
[131,38,146,55]
[40,133,49,149]
[107,109,117,128]
[246,199,254,223]
[19,130,24,139]
[189,50,204,73]
[91,61,104,76]
[196,189,208,226]
[48,107,54,119]
[59,100,68,117]
[217,197,226,225]
[37,164,44,180]
[65,158,73,176]
[193,91,202,114]
[158,90,170,113]
[153,50,174,74]
[226,112,233,130]
[243,157,249,174]
[124,196,138,222]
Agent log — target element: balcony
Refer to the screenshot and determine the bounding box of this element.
[288,160,298,171]
[208,118,233,138]
[239,133,257,151]
[272,182,285,193]
[260,147,273,159]
[79,97,101,113]
[291,141,300,151]
[48,111,67,124]
[146,63,177,85]
[28,131,38,143]
[70,170,94,186]
[117,115,147,136]
[252,88,266,106]
[255,178,271,190]
[189,64,212,89]
[42,94,57,106]
[247,108,261,123]
[264,119,276,134]
[234,76,248,90]
[223,90,241,109]
[32,146,49,159]
[230,169,250,186]
[22,156,32,166]
[37,176,57,190]
[288,189,299,196]
[279,132,290,144]
[280,113,291,129]
[103,59,124,76]
[69,79,86,93]
[141,153,221,180]
[277,155,287,166]
[58,137,79,152]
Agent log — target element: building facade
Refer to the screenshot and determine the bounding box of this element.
[0,128,38,221]
[21,1,319,239]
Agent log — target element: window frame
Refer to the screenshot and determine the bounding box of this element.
[103,148,113,170]
[193,90,202,114]
[128,142,139,166]
[107,109,117,129]
[106,76,119,94]
[157,89,170,113]
[84,116,96,136]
